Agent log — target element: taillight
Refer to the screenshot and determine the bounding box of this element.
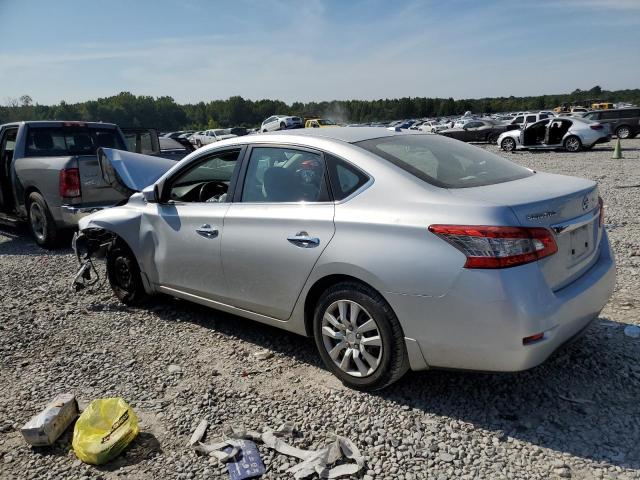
[59,168,81,198]
[590,124,603,130]
[428,225,558,269]
[598,196,604,227]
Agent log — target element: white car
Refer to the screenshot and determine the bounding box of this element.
[261,115,303,132]
[193,129,236,148]
[189,131,205,147]
[454,118,474,128]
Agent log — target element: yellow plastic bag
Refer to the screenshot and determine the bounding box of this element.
[72,398,139,465]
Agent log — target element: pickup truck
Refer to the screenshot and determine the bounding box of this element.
[0,121,179,248]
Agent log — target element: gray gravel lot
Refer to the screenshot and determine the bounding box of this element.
[1,139,639,480]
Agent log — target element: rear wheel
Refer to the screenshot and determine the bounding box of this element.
[196,139,202,148]
[313,281,409,390]
[501,137,516,152]
[27,192,59,248]
[280,122,286,130]
[616,125,631,139]
[106,242,148,305]
[564,135,582,152]
[487,133,498,144]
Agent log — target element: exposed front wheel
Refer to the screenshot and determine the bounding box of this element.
[501,137,516,152]
[106,243,148,305]
[564,135,582,152]
[616,126,631,139]
[313,282,409,390]
[27,192,59,248]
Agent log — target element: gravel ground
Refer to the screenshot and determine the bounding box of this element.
[1,139,639,480]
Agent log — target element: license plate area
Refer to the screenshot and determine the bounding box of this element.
[569,224,591,261]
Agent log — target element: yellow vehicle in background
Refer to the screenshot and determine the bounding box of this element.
[305,118,338,128]
[591,102,614,110]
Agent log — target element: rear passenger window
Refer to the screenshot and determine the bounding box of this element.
[526,115,537,123]
[326,154,370,201]
[601,111,620,120]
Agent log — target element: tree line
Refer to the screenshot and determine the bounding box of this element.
[1,86,638,131]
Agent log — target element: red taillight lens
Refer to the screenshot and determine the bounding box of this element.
[428,225,558,269]
[59,168,81,198]
[590,124,604,130]
[598,196,604,227]
[523,332,545,345]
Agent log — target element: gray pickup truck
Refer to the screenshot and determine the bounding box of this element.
[0,121,138,247]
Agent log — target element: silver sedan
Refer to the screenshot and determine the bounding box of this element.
[73,128,615,390]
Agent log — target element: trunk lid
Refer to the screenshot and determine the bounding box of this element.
[98,148,177,195]
[449,172,602,290]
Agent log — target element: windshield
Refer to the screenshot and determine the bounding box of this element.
[318,119,336,125]
[355,134,534,188]
[25,126,125,157]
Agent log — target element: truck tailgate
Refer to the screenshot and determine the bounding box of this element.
[76,155,127,206]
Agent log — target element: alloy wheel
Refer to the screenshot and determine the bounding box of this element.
[321,300,383,377]
[29,203,46,243]
[617,127,630,139]
[114,257,133,290]
[565,137,581,152]
[501,138,515,151]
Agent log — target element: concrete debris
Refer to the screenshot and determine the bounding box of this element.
[21,393,78,446]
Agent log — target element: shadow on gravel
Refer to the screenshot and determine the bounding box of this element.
[131,295,639,470]
[0,225,73,256]
[95,432,162,472]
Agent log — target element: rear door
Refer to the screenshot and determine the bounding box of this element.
[221,145,335,319]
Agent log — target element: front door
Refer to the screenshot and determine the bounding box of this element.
[222,145,335,320]
[146,148,242,300]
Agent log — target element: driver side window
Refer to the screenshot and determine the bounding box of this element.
[167,149,241,203]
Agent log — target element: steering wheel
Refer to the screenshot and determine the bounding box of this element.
[198,181,227,202]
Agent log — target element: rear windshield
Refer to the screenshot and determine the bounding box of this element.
[25,126,125,157]
[355,134,533,188]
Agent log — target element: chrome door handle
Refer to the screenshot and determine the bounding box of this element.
[287,231,320,248]
[196,224,219,238]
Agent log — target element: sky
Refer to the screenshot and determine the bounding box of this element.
[0,0,639,105]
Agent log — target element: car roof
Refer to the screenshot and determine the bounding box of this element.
[266,126,407,143]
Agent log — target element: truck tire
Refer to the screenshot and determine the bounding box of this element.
[27,192,59,249]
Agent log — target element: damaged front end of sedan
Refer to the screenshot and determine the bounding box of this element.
[71,147,176,292]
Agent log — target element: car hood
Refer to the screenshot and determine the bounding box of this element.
[98,147,176,193]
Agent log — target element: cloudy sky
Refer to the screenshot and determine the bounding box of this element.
[1,0,639,105]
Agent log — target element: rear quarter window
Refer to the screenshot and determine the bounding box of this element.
[326,154,370,200]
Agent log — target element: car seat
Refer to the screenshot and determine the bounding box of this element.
[262,167,301,202]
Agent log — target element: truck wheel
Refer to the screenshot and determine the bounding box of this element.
[106,242,148,305]
[615,126,631,139]
[196,139,202,148]
[313,281,409,391]
[27,192,59,248]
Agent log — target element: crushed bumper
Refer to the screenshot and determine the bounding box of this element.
[60,204,113,226]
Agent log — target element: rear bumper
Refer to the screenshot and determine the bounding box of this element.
[388,231,616,372]
[60,204,114,227]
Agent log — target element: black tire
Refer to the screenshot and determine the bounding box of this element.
[196,139,202,148]
[106,242,148,305]
[487,133,498,144]
[312,281,409,391]
[501,137,516,152]
[615,125,631,139]
[280,122,286,130]
[27,192,59,248]
[564,135,582,152]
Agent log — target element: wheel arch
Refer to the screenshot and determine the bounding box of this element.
[302,273,394,337]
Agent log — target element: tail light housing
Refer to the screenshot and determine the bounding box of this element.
[590,124,604,130]
[429,225,558,269]
[598,196,604,227]
[59,168,81,198]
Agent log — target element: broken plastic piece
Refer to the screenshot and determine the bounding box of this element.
[224,440,266,480]
[188,419,208,446]
[190,422,364,479]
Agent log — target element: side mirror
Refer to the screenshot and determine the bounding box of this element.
[142,184,158,203]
